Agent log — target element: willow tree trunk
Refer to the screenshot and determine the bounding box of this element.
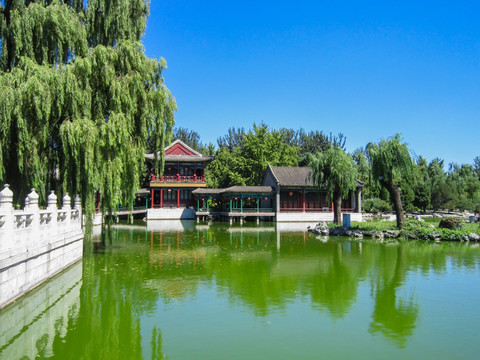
[381,180,404,229]
[333,190,342,225]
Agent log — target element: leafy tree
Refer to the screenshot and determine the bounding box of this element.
[474,156,480,180]
[428,158,448,210]
[207,123,298,188]
[205,146,247,188]
[412,157,431,211]
[308,147,357,224]
[280,128,345,165]
[173,127,203,152]
[352,147,374,197]
[241,123,298,185]
[0,1,175,214]
[216,127,245,151]
[445,163,480,210]
[367,134,413,229]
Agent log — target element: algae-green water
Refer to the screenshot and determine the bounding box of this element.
[1,221,480,359]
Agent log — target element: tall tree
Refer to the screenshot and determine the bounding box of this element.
[367,134,413,229]
[172,127,202,152]
[241,123,298,185]
[0,1,175,214]
[428,158,449,210]
[473,156,480,180]
[413,156,431,211]
[207,123,298,188]
[308,147,357,224]
[216,127,245,151]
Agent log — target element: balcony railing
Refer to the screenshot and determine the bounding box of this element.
[150,174,205,183]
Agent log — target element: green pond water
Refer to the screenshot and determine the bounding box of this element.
[1,221,480,359]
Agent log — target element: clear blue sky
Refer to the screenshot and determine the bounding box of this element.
[142,1,480,166]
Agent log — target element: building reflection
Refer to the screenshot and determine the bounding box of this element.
[4,222,478,358]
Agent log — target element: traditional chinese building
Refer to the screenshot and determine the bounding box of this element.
[261,165,363,222]
[190,165,363,223]
[145,140,212,219]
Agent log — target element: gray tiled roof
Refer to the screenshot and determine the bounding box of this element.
[191,188,223,195]
[192,186,273,195]
[269,166,315,186]
[222,186,273,194]
[269,165,364,188]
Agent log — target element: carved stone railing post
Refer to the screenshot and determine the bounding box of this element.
[62,193,71,224]
[74,195,82,224]
[0,184,14,229]
[27,188,40,229]
[47,191,58,225]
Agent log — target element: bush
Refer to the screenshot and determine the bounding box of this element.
[363,198,391,214]
[437,228,468,241]
[438,217,464,230]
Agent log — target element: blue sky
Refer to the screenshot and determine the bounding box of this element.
[142,1,480,166]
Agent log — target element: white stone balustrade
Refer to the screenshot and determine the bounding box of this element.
[0,185,84,309]
[0,187,82,231]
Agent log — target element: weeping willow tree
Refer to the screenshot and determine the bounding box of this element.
[367,134,413,229]
[0,0,176,215]
[308,146,357,224]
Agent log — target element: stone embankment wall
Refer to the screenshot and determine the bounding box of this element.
[0,261,82,358]
[0,185,83,309]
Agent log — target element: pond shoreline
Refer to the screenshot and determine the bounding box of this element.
[309,221,480,242]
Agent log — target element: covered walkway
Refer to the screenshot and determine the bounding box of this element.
[192,186,275,224]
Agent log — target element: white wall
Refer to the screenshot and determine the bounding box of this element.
[147,208,196,220]
[276,212,363,222]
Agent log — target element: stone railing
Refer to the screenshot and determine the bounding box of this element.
[0,184,84,309]
[0,185,82,232]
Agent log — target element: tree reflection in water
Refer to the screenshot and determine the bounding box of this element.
[20,223,480,358]
[369,244,418,347]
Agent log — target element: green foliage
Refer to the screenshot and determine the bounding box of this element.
[0,1,175,213]
[412,156,431,211]
[308,147,357,202]
[354,218,475,241]
[438,217,464,230]
[398,219,433,240]
[350,221,397,232]
[368,134,413,186]
[474,156,480,180]
[367,134,413,229]
[207,123,298,188]
[362,198,391,214]
[308,146,357,224]
[277,128,345,165]
[436,228,468,241]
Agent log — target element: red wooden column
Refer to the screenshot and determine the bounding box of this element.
[160,189,163,208]
[302,188,306,213]
[177,189,180,208]
[150,188,154,208]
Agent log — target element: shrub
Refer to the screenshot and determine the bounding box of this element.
[438,217,464,230]
[363,198,391,214]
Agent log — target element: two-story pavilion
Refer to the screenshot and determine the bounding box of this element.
[145,140,212,219]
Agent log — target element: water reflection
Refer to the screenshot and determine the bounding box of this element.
[0,261,82,359]
[2,222,480,359]
[369,245,418,347]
